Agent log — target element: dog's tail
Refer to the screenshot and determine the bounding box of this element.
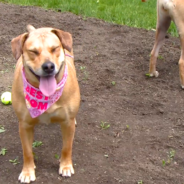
[141,0,147,2]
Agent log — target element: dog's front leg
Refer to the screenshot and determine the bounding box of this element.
[59,118,75,177]
[179,36,184,88]
[18,122,36,183]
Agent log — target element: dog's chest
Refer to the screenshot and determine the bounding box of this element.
[38,112,57,124]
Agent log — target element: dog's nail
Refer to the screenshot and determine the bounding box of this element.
[25,176,30,183]
[67,170,71,177]
[71,167,74,174]
[30,174,36,181]
[62,170,67,176]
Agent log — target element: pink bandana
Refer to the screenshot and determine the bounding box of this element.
[22,64,68,118]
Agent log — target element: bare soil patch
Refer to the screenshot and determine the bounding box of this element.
[0,3,184,184]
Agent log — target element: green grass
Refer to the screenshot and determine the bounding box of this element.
[0,0,178,36]
[100,121,110,130]
[32,141,43,148]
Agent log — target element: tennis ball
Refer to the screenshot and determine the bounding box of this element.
[1,92,12,105]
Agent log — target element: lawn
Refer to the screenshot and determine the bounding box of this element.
[0,0,178,36]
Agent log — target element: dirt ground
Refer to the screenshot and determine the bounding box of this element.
[0,2,184,184]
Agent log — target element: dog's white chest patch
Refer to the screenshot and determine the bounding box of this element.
[38,111,58,124]
[38,113,52,124]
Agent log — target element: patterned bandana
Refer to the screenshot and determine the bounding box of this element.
[22,64,68,118]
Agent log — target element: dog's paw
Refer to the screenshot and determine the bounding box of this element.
[181,85,184,89]
[149,71,159,77]
[18,169,36,183]
[59,164,74,177]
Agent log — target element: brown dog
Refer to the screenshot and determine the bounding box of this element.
[143,0,184,88]
[11,25,80,183]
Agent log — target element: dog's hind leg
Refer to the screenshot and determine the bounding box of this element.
[173,4,184,88]
[149,1,171,77]
[178,36,184,88]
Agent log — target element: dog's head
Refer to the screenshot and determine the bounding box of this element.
[11,25,72,96]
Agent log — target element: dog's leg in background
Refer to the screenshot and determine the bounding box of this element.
[178,36,184,88]
[149,1,171,77]
[59,118,75,177]
[18,123,36,183]
[174,6,184,88]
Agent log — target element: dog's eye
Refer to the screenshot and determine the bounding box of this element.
[29,50,39,55]
[51,46,60,53]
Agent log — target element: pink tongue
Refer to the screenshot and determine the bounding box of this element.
[39,76,57,96]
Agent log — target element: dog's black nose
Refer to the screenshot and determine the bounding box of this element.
[42,61,55,74]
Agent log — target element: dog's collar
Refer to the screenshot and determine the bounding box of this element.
[65,53,74,58]
[21,54,73,118]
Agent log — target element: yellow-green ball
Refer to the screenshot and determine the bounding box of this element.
[1,92,12,105]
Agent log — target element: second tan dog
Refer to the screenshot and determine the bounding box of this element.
[11,25,80,183]
[143,0,184,88]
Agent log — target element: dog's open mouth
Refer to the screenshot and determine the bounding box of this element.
[28,63,64,97]
[29,67,58,97]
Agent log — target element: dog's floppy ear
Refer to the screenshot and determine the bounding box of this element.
[51,29,73,52]
[11,33,28,60]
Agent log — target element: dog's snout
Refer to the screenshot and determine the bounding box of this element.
[42,61,55,74]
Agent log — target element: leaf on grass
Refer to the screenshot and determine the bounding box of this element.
[111,81,116,86]
[0,126,5,133]
[32,141,43,148]
[103,125,110,130]
[9,159,20,165]
[145,73,151,77]
[162,160,166,166]
[0,148,7,156]
[100,121,110,130]
[54,154,60,159]
[0,129,5,133]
